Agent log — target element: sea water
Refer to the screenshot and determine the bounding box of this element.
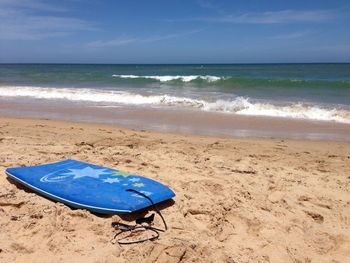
[0,63,349,125]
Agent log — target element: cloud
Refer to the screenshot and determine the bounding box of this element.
[0,0,95,40]
[196,0,222,12]
[306,44,350,53]
[169,9,337,24]
[270,31,309,40]
[221,10,335,24]
[84,29,203,49]
[143,29,203,43]
[0,0,66,12]
[85,37,138,48]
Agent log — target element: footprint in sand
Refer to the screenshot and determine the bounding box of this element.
[304,210,324,223]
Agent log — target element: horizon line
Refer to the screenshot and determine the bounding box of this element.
[0,62,349,65]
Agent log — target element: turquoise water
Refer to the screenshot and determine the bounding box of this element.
[0,63,350,123]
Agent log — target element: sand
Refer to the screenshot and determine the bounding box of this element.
[0,116,349,262]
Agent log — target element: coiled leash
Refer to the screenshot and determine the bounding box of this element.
[111,189,168,245]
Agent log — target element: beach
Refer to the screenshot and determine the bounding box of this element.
[0,115,349,262]
[1,0,350,261]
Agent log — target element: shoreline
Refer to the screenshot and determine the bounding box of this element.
[0,115,349,262]
[1,112,350,143]
[1,98,350,142]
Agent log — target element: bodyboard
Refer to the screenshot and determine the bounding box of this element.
[6,159,175,214]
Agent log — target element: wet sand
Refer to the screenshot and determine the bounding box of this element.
[1,98,350,141]
[0,116,350,262]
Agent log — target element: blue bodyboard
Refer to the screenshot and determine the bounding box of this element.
[5,160,175,214]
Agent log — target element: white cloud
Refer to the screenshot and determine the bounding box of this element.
[143,29,203,43]
[85,37,138,48]
[196,0,222,12]
[169,9,337,24]
[84,29,203,49]
[220,10,335,24]
[0,0,95,40]
[0,0,66,12]
[270,31,309,40]
[306,44,350,53]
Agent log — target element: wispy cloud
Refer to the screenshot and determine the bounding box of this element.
[0,0,95,40]
[168,9,337,24]
[270,31,309,40]
[196,0,223,13]
[305,44,350,53]
[221,10,335,24]
[84,29,203,49]
[143,29,203,43]
[0,0,66,12]
[85,37,138,49]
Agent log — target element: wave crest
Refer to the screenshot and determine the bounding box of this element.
[0,86,349,123]
[204,98,350,123]
[112,74,221,82]
[111,75,350,90]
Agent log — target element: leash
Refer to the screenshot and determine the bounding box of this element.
[111,189,168,245]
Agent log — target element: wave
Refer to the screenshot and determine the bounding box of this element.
[1,86,349,123]
[0,86,205,106]
[204,98,350,123]
[111,75,350,90]
[112,74,222,82]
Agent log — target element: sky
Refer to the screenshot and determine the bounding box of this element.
[0,0,349,63]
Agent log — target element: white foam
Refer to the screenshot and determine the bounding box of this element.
[203,98,350,123]
[1,86,349,124]
[112,74,221,82]
[0,86,205,106]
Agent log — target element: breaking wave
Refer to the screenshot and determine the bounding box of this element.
[112,74,221,82]
[111,75,350,91]
[1,86,349,124]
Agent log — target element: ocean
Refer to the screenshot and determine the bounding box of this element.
[1,63,350,139]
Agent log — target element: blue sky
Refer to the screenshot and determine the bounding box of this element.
[0,0,349,63]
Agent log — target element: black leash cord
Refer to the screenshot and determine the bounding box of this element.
[126,189,168,230]
[111,189,168,245]
[111,225,160,245]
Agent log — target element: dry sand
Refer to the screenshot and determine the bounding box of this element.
[0,116,349,262]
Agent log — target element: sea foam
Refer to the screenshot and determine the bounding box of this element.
[112,74,221,82]
[1,86,349,124]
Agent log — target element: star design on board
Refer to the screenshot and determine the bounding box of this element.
[62,167,110,180]
[132,183,145,188]
[129,178,140,182]
[103,178,120,184]
[111,170,131,177]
